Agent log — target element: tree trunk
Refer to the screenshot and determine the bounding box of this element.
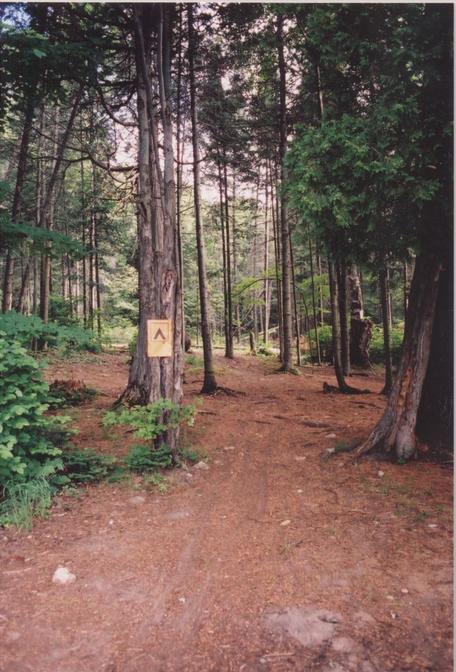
[277,16,293,372]
[379,265,393,395]
[271,162,283,360]
[289,229,301,366]
[222,155,234,358]
[263,169,270,344]
[357,254,442,460]
[328,257,346,390]
[122,5,183,454]
[348,264,372,368]
[2,97,35,312]
[337,259,350,377]
[175,5,185,349]
[188,3,217,393]
[308,230,322,365]
[217,160,230,357]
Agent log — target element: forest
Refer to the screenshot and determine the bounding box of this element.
[0,3,453,671]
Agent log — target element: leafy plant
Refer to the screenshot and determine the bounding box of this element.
[144,472,169,493]
[369,325,404,365]
[179,447,200,464]
[0,333,69,485]
[52,448,116,486]
[0,311,100,352]
[0,477,53,530]
[104,399,197,442]
[125,444,173,472]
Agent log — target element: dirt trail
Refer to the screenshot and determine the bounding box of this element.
[0,353,453,671]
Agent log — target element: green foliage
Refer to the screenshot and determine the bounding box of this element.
[308,326,333,361]
[52,448,116,486]
[369,325,404,365]
[0,216,85,258]
[125,444,173,472]
[179,447,200,464]
[0,334,68,485]
[0,311,100,352]
[0,477,53,530]
[104,399,197,442]
[143,472,169,493]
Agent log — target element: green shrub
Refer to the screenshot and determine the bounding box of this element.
[104,399,197,441]
[0,477,53,530]
[179,447,200,463]
[308,325,333,362]
[369,325,404,365]
[125,444,173,472]
[143,472,169,492]
[308,323,404,365]
[0,311,100,352]
[52,448,116,486]
[0,334,69,485]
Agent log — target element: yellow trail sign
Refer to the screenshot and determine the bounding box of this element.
[147,319,173,358]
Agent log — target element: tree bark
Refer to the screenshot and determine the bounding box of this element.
[222,155,234,358]
[2,98,35,312]
[357,254,442,459]
[337,259,350,377]
[277,16,293,372]
[308,230,322,364]
[188,3,217,393]
[122,5,183,454]
[379,265,393,395]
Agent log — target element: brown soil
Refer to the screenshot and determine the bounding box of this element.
[0,352,453,672]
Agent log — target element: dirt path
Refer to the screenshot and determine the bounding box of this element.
[0,353,452,671]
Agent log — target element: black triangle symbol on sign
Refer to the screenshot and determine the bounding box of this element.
[154,328,167,341]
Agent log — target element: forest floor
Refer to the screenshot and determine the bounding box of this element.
[0,351,453,672]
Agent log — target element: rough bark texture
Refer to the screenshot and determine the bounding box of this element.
[2,98,35,312]
[188,3,217,393]
[379,266,393,395]
[277,16,293,372]
[416,266,452,455]
[122,5,183,452]
[337,260,350,377]
[357,4,452,461]
[356,254,442,460]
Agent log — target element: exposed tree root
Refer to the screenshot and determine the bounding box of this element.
[322,382,370,395]
[201,386,246,398]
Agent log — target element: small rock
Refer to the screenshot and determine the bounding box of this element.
[297,489,304,494]
[354,610,376,626]
[5,631,21,643]
[129,496,146,506]
[390,612,398,619]
[377,470,384,477]
[224,446,235,451]
[194,461,209,471]
[280,520,291,526]
[52,566,76,586]
[295,456,307,461]
[178,596,186,604]
[428,523,438,528]
[386,595,394,601]
[325,433,337,439]
[108,519,114,526]
[331,636,357,653]
[401,588,409,594]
